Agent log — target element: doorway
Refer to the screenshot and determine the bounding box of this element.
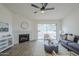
[37,24,56,40]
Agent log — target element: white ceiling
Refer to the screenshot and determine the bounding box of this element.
[2,3,79,20]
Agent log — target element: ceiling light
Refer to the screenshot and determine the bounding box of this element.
[41,10,45,13]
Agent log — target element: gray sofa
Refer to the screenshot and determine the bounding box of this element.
[60,35,79,55]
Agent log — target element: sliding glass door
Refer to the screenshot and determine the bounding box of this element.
[38,24,56,40]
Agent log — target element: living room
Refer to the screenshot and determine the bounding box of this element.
[0,3,79,56]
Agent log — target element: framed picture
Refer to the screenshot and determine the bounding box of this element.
[0,22,9,32]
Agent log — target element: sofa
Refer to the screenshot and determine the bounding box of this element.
[60,34,79,55]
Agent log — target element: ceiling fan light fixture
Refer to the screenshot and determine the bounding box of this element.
[41,10,45,13]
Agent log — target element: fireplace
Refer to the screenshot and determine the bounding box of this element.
[19,34,29,43]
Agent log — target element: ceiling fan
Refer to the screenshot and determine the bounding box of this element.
[31,3,55,13]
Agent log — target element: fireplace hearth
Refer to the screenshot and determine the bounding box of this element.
[19,34,29,43]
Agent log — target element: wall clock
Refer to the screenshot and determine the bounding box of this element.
[21,22,29,30]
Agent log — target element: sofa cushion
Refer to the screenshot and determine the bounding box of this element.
[60,34,68,40]
[60,39,74,45]
[67,35,74,41]
[68,43,79,52]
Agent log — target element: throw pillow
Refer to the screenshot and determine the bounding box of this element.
[67,35,74,41]
[63,34,68,40]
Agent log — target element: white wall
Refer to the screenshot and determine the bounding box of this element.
[0,4,13,34]
[62,7,79,35]
[0,4,14,45]
[0,4,13,36]
[12,14,35,44]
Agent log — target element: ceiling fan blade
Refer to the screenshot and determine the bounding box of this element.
[31,4,40,8]
[44,3,48,8]
[41,3,44,7]
[45,8,55,10]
